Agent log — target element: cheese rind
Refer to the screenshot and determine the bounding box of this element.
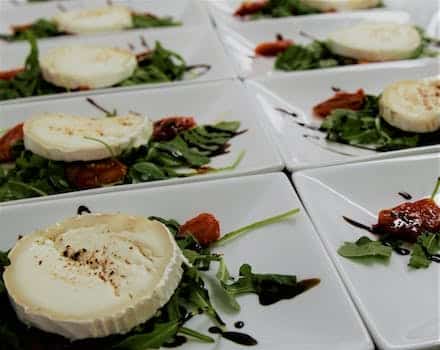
[40,45,137,89]
[327,22,421,61]
[23,113,152,162]
[379,78,440,133]
[301,0,380,11]
[54,5,133,34]
[4,214,185,340]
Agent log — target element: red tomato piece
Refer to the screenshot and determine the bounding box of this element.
[313,89,366,118]
[178,213,221,246]
[0,123,24,162]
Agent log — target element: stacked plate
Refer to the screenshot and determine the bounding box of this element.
[0,0,438,349]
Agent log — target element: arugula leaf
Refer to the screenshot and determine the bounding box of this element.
[320,94,437,152]
[131,13,181,29]
[249,0,320,19]
[119,42,186,86]
[408,232,440,269]
[0,38,188,102]
[275,41,355,71]
[180,267,225,326]
[223,264,319,306]
[274,28,438,72]
[113,320,180,349]
[178,327,214,343]
[408,244,431,269]
[215,258,241,311]
[338,236,393,258]
[0,19,62,42]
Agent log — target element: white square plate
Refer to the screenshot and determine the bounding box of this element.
[0,172,373,350]
[293,154,440,350]
[206,0,439,32]
[0,25,235,104]
[212,10,426,78]
[0,0,210,38]
[0,79,283,206]
[245,60,440,171]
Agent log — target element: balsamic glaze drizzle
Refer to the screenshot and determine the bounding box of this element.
[77,206,91,215]
[342,216,374,233]
[343,216,413,256]
[234,321,245,329]
[398,192,413,200]
[208,327,257,346]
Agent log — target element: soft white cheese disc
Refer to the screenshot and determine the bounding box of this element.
[301,0,380,11]
[54,5,133,34]
[327,22,421,61]
[379,78,440,133]
[23,113,153,162]
[40,45,137,89]
[3,214,185,340]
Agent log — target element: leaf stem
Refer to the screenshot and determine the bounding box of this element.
[8,180,48,197]
[206,150,246,174]
[214,208,300,247]
[431,177,440,199]
[83,136,115,158]
[178,327,215,343]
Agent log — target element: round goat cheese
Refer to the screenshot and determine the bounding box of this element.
[4,214,185,340]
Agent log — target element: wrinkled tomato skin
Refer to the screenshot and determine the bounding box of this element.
[374,199,440,242]
[178,213,221,246]
[65,159,127,189]
[0,123,24,162]
[313,89,366,118]
[255,39,294,56]
[234,0,268,16]
[153,116,196,141]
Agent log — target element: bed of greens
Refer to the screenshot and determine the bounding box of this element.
[234,0,383,19]
[273,29,437,72]
[0,35,197,101]
[338,178,440,270]
[0,13,180,42]
[0,114,247,203]
[319,94,440,152]
[0,208,319,349]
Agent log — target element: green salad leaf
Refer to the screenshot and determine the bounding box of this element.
[113,320,180,350]
[132,13,181,29]
[223,264,319,306]
[274,28,438,72]
[320,94,439,151]
[0,13,180,42]
[0,37,189,102]
[0,121,243,203]
[0,19,62,42]
[408,233,440,269]
[338,236,393,259]
[249,0,321,19]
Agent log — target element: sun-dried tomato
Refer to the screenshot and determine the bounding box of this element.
[152,116,196,141]
[234,0,268,16]
[65,159,127,189]
[255,35,294,56]
[313,89,366,118]
[374,199,440,242]
[0,123,24,162]
[178,213,221,246]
